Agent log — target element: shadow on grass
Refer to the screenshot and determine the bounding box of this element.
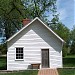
[63,58,75,67]
[0,56,7,70]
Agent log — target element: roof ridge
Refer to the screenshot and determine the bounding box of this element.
[7,17,65,43]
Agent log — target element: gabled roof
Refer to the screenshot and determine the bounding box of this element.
[7,17,65,43]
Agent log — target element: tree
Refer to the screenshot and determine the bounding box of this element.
[22,0,57,19]
[50,14,70,56]
[0,0,57,54]
[0,0,26,39]
[50,15,70,42]
[0,0,57,40]
[70,26,75,54]
[0,43,7,54]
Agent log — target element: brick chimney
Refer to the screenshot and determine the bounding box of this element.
[22,19,31,26]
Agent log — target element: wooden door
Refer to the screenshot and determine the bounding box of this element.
[41,49,49,68]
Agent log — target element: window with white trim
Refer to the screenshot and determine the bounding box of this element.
[16,47,23,59]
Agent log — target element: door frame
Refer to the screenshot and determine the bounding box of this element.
[41,49,50,68]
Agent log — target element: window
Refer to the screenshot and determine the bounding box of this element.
[16,47,23,60]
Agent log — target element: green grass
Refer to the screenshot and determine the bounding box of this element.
[0,54,75,75]
[63,54,75,67]
[0,70,38,75]
[1,56,75,69]
[63,58,75,67]
[58,68,75,75]
[65,54,75,58]
[0,57,7,70]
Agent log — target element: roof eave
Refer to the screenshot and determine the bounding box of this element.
[7,17,65,43]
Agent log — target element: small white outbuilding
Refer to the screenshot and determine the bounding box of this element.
[7,17,64,70]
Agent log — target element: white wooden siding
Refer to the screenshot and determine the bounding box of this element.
[7,20,62,70]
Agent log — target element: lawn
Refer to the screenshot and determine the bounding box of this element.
[0,70,38,75]
[0,69,75,75]
[58,55,75,75]
[63,58,75,67]
[65,55,75,58]
[58,68,75,75]
[0,55,75,75]
[63,55,75,67]
[0,57,38,75]
[0,56,7,70]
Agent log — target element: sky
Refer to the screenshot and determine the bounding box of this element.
[56,0,74,30]
[48,0,75,30]
[0,0,75,43]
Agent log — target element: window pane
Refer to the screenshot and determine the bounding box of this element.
[16,48,18,50]
[16,50,18,53]
[16,54,18,56]
[21,50,23,53]
[21,56,23,59]
[21,54,23,56]
[19,50,20,53]
[16,48,23,59]
[16,57,18,59]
